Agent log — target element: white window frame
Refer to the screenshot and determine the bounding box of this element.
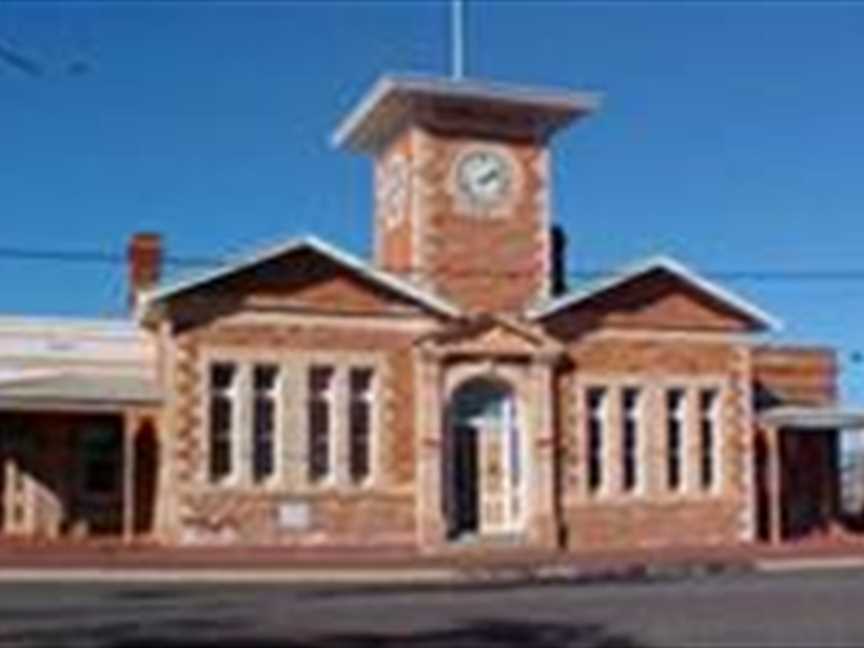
[585,386,608,496]
[206,361,242,487]
[621,386,643,496]
[699,388,722,493]
[306,364,337,487]
[347,365,377,487]
[250,363,282,487]
[199,350,384,491]
[666,387,688,493]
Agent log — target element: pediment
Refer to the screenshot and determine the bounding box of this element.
[418,314,562,357]
[142,237,460,328]
[542,269,769,340]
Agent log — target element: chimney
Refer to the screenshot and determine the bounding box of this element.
[127,232,163,309]
[550,224,568,297]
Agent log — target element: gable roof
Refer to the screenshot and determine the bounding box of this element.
[139,235,460,319]
[527,255,782,332]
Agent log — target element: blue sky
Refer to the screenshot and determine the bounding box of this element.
[3,1,864,397]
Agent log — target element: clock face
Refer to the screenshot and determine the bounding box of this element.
[376,155,408,228]
[456,149,513,208]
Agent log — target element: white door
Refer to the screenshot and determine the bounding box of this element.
[477,395,522,534]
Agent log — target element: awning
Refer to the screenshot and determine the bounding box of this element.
[758,405,864,431]
[0,372,161,413]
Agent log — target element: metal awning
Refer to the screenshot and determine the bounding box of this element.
[758,405,864,431]
[0,372,161,413]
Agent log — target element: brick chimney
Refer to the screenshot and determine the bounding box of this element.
[127,232,163,309]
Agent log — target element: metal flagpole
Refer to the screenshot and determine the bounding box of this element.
[452,0,464,80]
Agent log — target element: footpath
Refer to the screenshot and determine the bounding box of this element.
[0,538,863,584]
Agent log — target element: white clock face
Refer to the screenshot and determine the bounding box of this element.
[456,149,512,208]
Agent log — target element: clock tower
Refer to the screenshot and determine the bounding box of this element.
[333,75,599,313]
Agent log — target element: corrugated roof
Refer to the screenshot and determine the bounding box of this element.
[0,372,161,410]
[759,405,864,430]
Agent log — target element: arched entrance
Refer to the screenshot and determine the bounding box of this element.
[444,377,524,540]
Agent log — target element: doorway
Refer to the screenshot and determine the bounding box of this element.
[445,378,523,540]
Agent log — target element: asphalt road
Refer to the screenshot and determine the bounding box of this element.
[1,569,864,647]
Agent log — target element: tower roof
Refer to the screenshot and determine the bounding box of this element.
[332,74,601,153]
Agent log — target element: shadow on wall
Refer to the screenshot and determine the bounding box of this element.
[109,620,650,648]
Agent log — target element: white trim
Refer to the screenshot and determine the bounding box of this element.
[346,364,378,488]
[202,360,242,488]
[306,363,338,487]
[666,387,688,494]
[527,255,783,332]
[584,385,608,497]
[697,387,722,494]
[759,405,864,430]
[140,236,460,319]
[331,74,602,152]
[620,385,644,496]
[250,363,282,488]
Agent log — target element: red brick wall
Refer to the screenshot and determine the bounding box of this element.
[752,345,837,406]
[413,129,548,313]
[166,312,422,546]
[371,113,551,314]
[556,337,753,550]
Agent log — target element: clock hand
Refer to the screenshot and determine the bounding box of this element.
[478,168,499,185]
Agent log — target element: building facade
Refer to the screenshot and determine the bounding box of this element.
[0,75,858,551]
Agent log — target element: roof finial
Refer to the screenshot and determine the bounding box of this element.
[451,0,465,80]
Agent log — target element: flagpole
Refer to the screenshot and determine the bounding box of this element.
[452,0,464,80]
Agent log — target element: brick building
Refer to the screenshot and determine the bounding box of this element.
[1,75,861,551]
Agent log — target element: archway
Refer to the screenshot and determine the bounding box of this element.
[444,377,524,540]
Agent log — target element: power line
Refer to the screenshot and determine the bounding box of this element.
[0,246,220,268]
[4,244,864,283]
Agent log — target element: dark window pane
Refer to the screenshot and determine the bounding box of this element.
[666,389,685,491]
[211,397,231,438]
[308,387,331,483]
[309,366,333,396]
[252,399,275,482]
[211,363,234,390]
[254,365,278,391]
[622,388,640,493]
[348,368,374,484]
[700,390,718,490]
[210,440,231,481]
[209,363,236,482]
[587,388,605,493]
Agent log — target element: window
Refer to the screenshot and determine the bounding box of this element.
[587,388,606,493]
[209,363,237,482]
[252,364,279,484]
[348,367,375,484]
[666,388,686,491]
[621,388,641,493]
[307,366,334,483]
[79,426,121,496]
[699,389,720,491]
